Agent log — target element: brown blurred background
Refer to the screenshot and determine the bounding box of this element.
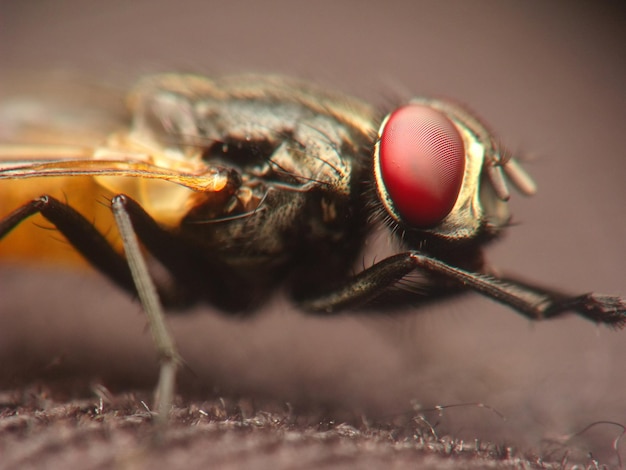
[1,0,625,464]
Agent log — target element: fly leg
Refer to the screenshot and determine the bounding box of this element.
[111,195,177,426]
[301,251,626,328]
[0,195,178,425]
[0,195,135,291]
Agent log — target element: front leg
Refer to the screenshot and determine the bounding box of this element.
[301,251,626,328]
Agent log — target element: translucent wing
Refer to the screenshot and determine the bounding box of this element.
[0,74,240,228]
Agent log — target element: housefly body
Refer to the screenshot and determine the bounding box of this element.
[1,74,624,421]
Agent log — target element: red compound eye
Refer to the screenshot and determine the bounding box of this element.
[377,104,466,227]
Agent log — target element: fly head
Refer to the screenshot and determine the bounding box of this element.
[372,99,537,251]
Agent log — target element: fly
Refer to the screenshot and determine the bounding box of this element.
[1,74,624,422]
